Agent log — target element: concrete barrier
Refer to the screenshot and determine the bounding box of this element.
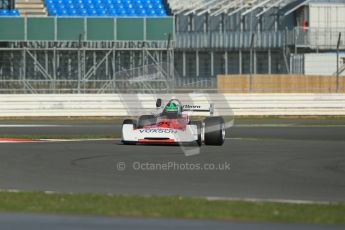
[0,94,345,117]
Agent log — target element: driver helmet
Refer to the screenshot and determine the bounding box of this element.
[163,100,181,118]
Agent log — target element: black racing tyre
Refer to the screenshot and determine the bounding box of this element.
[122,141,136,145]
[190,121,202,146]
[137,115,156,128]
[204,117,225,146]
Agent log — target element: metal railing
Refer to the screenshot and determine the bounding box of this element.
[176,27,345,50]
[288,27,345,49]
[0,63,176,94]
[176,30,284,49]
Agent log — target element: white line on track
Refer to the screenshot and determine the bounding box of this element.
[206,196,334,205]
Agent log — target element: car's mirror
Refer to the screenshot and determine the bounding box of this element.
[156,98,162,108]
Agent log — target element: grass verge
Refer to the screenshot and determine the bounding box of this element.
[0,191,344,225]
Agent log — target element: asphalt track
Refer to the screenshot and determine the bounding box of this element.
[0,119,345,229]
[0,119,345,202]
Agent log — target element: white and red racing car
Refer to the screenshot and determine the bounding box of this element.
[121,98,225,146]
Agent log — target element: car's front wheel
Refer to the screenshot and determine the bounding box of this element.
[204,117,225,146]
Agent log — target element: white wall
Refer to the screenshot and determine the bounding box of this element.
[309,3,345,29]
[304,53,345,76]
[1,94,345,117]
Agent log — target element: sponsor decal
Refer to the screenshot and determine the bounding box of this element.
[183,105,201,109]
[139,128,178,134]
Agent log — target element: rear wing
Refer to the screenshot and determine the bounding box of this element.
[182,104,215,116]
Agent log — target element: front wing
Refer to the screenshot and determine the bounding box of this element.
[122,124,199,144]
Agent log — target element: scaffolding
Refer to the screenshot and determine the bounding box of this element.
[168,0,296,17]
[0,40,174,93]
[0,16,176,93]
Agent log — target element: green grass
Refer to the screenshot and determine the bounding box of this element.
[0,191,344,225]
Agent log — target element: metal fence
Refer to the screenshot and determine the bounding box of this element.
[176,31,285,49]
[0,40,175,93]
[176,27,345,50]
[287,27,345,49]
[0,62,176,94]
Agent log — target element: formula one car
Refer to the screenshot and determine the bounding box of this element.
[121,98,225,146]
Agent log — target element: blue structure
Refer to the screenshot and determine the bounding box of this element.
[0,9,19,16]
[46,0,168,16]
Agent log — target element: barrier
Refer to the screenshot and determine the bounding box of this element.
[0,94,345,117]
[217,75,345,93]
[0,17,174,41]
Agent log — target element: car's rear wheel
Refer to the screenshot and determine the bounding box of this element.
[204,117,225,146]
[190,121,202,146]
[122,119,136,145]
[137,115,156,128]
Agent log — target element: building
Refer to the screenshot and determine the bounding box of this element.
[0,0,344,93]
